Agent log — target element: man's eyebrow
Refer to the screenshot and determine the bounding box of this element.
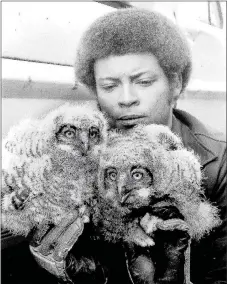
[97,77,119,83]
[130,71,154,80]
[97,71,156,82]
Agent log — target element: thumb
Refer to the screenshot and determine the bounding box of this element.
[124,245,156,284]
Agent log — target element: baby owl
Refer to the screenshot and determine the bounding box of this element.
[2,102,108,236]
[92,124,221,247]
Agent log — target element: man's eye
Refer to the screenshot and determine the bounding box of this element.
[136,80,153,87]
[101,84,117,92]
[89,127,99,139]
[132,172,143,180]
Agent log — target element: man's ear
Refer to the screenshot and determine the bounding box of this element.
[170,73,182,107]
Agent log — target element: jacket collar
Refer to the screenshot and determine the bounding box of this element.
[171,110,217,167]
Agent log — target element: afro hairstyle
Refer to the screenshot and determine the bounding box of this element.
[75,8,192,93]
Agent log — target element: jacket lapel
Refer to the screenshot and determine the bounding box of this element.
[171,114,217,167]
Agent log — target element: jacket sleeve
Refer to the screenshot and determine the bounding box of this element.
[191,147,227,284]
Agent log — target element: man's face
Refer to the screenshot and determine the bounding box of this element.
[94,53,179,129]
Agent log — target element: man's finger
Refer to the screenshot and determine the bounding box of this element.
[156,218,190,232]
[53,216,85,261]
[38,212,79,256]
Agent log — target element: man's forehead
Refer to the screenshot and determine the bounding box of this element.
[94,53,162,79]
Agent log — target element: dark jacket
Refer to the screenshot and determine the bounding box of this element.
[172,109,226,284]
[2,109,226,284]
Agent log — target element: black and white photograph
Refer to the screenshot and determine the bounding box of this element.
[2,2,226,284]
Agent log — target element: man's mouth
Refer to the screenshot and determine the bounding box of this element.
[117,115,146,125]
[119,115,145,120]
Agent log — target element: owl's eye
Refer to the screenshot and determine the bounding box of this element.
[131,167,148,181]
[132,172,143,180]
[106,168,117,181]
[131,167,153,184]
[64,130,76,138]
[109,172,117,181]
[89,127,99,139]
[57,125,77,139]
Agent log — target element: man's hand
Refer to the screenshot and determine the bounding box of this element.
[29,212,89,283]
[29,217,108,284]
[150,219,190,284]
[124,245,156,284]
[65,248,108,284]
[125,204,191,284]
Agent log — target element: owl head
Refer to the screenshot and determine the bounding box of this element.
[97,128,176,213]
[39,102,108,160]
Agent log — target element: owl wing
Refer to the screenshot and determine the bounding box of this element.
[2,119,54,235]
[169,148,202,194]
[2,117,53,194]
[3,118,52,158]
[2,154,53,235]
[169,148,222,239]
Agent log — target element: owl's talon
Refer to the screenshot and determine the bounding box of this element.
[133,235,155,247]
[82,215,90,223]
[12,195,26,210]
[140,213,163,235]
[128,226,155,247]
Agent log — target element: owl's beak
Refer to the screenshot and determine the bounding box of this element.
[120,192,131,204]
[119,186,132,204]
[80,132,89,155]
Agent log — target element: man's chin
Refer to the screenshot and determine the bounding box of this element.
[108,120,135,130]
[117,124,137,130]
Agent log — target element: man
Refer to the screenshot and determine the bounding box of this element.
[7,8,225,284]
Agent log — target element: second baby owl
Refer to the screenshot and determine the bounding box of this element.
[2,102,108,236]
[92,124,221,247]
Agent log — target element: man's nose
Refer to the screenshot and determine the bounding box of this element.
[118,84,139,107]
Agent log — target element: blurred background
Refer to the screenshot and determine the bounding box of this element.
[2,1,226,136]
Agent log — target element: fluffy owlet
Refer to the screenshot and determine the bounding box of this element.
[2,102,108,237]
[92,124,221,247]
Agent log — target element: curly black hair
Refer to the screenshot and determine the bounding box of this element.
[75,8,192,94]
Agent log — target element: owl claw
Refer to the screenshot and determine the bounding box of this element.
[128,226,155,247]
[82,214,90,223]
[12,195,25,210]
[138,237,155,247]
[133,235,155,247]
[140,213,163,235]
[7,191,28,210]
